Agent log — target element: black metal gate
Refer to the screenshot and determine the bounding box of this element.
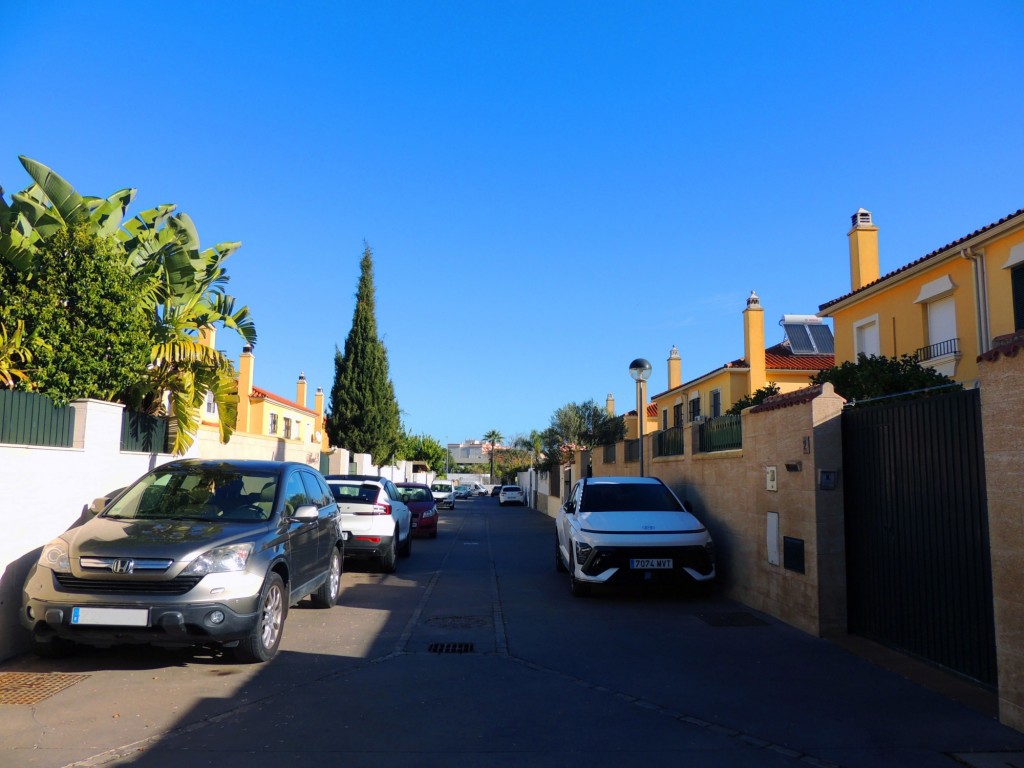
[842,388,996,686]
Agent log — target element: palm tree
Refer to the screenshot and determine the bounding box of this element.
[483,429,503,484]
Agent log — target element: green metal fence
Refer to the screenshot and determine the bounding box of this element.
[120,410,170,453]
[695,414,742,453]
[0,390,76,447]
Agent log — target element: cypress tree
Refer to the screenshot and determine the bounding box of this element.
[326,244,401,465]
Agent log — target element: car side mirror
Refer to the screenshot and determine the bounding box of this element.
[294,504,319,520]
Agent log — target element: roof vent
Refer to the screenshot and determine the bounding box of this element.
[851,208,873,228]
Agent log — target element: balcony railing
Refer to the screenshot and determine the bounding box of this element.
[653,425,685,457]
[694,414,742,454]
[915,337,959,361]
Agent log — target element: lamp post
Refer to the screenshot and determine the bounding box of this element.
[629,358,652,477]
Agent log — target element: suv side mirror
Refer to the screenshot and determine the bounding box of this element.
[294,504,319,520]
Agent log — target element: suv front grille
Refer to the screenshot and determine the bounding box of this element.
[54,574,203,595]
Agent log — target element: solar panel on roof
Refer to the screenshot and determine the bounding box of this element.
[808,324,835,354]
[783,323,816,354]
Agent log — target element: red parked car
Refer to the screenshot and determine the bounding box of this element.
[397,482,439,538]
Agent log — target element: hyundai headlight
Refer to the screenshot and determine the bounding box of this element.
[39,538,71,573]
[183,542,254,575]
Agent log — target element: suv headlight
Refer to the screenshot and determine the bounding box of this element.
[574,540,593,562]
[183,543,254,576]
[39,538,71,573]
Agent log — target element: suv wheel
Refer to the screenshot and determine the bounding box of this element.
[399,528,412,558]
[555,533,567,573]
[310,547,341,608]
[569,551,590,597]
[234,572,286,662]
[380,530,398,574]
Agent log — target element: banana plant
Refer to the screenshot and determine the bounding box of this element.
[1,157,257,454]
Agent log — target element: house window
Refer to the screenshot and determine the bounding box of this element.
[853,315,881,358]
[673,403,683,427]
[284,418,293,439]
[688,395,701,422]
[925,295,957,356]
[205,391,216,415]
[269,413,278,435]
[662,409,668,430]
[711,390,722,418]
[1013,265,1024,331]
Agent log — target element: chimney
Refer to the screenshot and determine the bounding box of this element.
[743,291,766,392]
[198,326,216,349]
[237,345,255,433]
[314,386,327,449]
[848,208,880,290]
[605,392,615,416]
[296,372,308,409]
[667,345,681,390]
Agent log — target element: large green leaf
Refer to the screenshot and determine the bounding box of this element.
[18,156,87,225]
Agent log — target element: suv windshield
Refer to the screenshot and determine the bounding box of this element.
[580,483,683,513]
[105,466,278,521]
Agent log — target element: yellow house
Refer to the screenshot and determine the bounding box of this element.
[196,329,328,459]
[646,292,835,430]
[818,207,1024,383]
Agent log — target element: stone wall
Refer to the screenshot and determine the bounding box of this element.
[978,342,1024,731]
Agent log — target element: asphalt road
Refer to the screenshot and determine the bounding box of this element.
[2,495,1023,768]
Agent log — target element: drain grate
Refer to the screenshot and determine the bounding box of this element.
[428,642,475,654]
[0,672,90,705]
[426,615,490,630]
[699,612,768,627]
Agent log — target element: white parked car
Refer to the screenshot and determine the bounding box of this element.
[498,485,525,506]
[555,476,715,596]
[430,479,456,510]
[326,475,412,573]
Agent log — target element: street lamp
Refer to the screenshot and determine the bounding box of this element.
[629,358,652,477]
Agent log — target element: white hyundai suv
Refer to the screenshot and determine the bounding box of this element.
[555,476,715,596]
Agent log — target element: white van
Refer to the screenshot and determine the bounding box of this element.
[430,479,456,509]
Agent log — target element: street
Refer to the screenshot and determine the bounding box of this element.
[2,495,1023,768]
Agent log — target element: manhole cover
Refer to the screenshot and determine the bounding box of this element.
[699,612,768,627]
[426,615,490,630]
[428,642,475,654]
[0,672,90,705]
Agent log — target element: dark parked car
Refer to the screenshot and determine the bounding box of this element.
[22,460,345,662]
[397,482,439,538]
[490,485,502,496]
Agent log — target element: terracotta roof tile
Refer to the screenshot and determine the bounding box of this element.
[820,207,1024,312]
[749,384,823,413]
[250,386,318,416]
[978,331,1024,363]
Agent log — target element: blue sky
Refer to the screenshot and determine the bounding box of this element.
[3,2,1023,446]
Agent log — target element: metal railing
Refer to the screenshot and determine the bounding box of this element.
[602,442,616,464]
[120,410,170,453]
[0,390,75,447]
[694,413,742,453]
[915,337,959,361]
[624,439,640,463]
[653,425,685,457]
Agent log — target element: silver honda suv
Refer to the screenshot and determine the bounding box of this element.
[22,459,344,662]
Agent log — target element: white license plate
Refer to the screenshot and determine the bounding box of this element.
[71,607,149,627]
[630,558,673,570]
[342,531,350,540]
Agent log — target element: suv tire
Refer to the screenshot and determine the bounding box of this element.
[399,529,412,558]
[569,551,590,597]
[234,572,286,663]
[310,546,341,608]
[380,531,398,574]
